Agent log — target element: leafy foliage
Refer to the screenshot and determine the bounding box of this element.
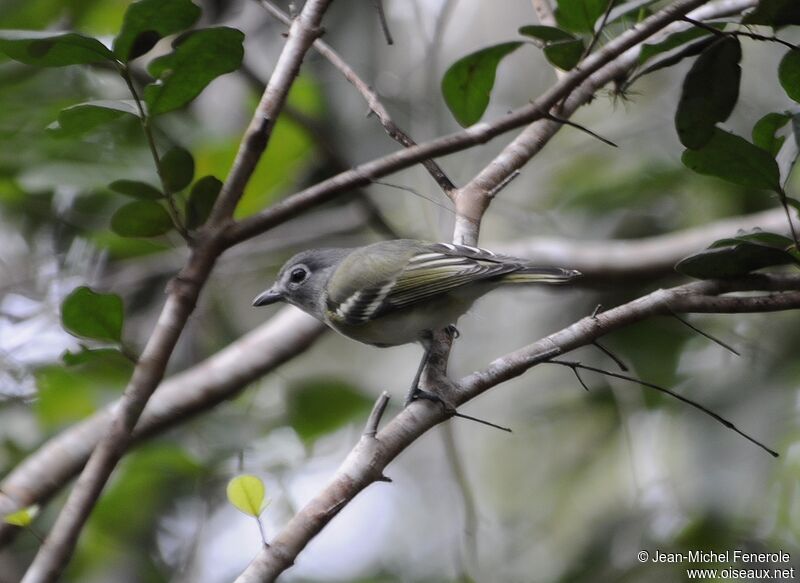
[555,0,607,34]
[48,100,140,136]
[111,200,173,237]
[675,37,741,150]
[287,378,373,443]
[441,42,522,127]
[752,112,791,157]
[109,179,164,200]
[160,145,195,192]
[743,0,800,28]
[519,25,585,71]
[144,27,244,115]
[778,49,800,103]
[0,30,114,66]
[3,505,38,527]
[113,0,201,62]
[186,175,222,228]
[676,232,799,278]
[61,286,124,343]
[681,128,781,193]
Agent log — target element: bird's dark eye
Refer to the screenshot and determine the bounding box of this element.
[289,267,307,284]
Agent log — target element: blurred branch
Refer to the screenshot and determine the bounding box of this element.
[0,308,325,545]
[234,273,800,581]
[531,0,557,25]
[258,0,457,198]
[18,2,334,581]
[496,207,788,279]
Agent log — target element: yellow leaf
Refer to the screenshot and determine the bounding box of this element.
[226,475,267,517]
[3,505,39,527]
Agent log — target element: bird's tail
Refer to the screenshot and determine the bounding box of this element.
[501,266,581,284]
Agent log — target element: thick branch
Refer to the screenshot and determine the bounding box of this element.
[236,274,800,581]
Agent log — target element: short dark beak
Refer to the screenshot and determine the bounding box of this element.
[252,287,283,307]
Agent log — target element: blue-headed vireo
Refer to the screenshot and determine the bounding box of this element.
[253,239,580,347]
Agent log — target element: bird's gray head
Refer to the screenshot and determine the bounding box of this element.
[252,247,351,319]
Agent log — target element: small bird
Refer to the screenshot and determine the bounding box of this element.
[253,239,580,417]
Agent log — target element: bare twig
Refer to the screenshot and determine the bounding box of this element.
[584,0,618,57]
[548,360,777,456]
[669,311,740,356]
[371,0,394,45]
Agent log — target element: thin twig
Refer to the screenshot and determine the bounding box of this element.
[669,312,740,356]
[544,112,619,147]
[592,340,630,371]
[371,0,394,45]
[363,392,391,437]
[683,16,800,50]
[121,67,190,241]
[584,0,618,57]
[549,360,778,457]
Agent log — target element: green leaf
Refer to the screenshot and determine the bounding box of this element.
[61,286,124,343]
[0,30,115,67]
[441,42,522,127]
[144,27,244,115]
[3,505,38,527]
[111,200,174,237]
[161,146,195,192]
[675,37,741,149]
[752,112,790,157]
[778,49,800,104]
[287,378,373,443]
[743,0,800,28]
[555,0,607,33]
[186,175,222,229]
[638,26,717,66]
[47,100,140,136]
[676,234,797,279]
[519,25,585,71]
[681,128,781,192]
[109,179,164,200]
[629,37,715,87]
[226,475,268,517]
[113,0,201,62]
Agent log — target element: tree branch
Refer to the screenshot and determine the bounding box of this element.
[235,273,800,581]
[257,0,457,198]
[496,207,788,279]
[18,2,334,581]
[226,0,717,246]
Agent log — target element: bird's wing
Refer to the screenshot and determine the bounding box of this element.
[328,242,520,325]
